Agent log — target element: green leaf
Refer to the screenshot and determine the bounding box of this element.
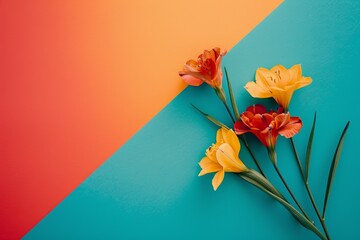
[290,138,306,181]
[322,121,350,219]
[191,104,230,129]
[224,67,240,121]
[239,171,326,240]
[241,169,282,197]
[305,112,317,182]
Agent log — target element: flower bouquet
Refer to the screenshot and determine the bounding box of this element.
[179,48,350,239]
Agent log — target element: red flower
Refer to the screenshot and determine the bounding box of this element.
[234,104,302,149]
[179,48,226,88]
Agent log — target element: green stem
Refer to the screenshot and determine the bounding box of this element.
[305,182,331,240]
[224,102,236,123]
[268,148,312,221]
[238,171,326,240]
[240,136,267,178]
[213,87,266,178]
[290,138,306,181]
[273,163,312,222]
[290,138,331,240]
[214,88,235,123]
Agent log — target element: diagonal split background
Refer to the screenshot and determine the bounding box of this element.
[20,0,360,239]
[0,0,283,239]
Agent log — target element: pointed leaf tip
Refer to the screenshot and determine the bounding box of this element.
[191,104,230,130]
[322,121,350,218]
[305,112,317,181]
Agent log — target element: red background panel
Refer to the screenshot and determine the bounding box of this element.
[0,0,282,239]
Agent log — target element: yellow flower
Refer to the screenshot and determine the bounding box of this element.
[199,128,247,191]
[244,64,312,111]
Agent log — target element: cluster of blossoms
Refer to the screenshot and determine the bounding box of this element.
[179,48,311,188]
[178,48,348,240]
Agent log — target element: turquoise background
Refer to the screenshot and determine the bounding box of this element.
[24,0,360,239]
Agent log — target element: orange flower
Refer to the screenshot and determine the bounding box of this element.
[179,48,226,89]
[234,104,302,149]
[199,128,247,191]
[244,64,312,111]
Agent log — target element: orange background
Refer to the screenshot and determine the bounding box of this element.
[0,0,282,238]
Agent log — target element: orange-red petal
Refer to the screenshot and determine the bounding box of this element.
[234,121,250,135]
[246,104,267,114]
[273,113,290,129]
[179,74,204,86]
[278,117,302,138]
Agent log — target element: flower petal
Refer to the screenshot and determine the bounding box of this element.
[254,131,272,148]
[256,67,278,88]
[212,170,225,191]
[181,65,209,80]
[199,157,222,176]
[251,114,269,130]
[212,47,221,59]
[262,113,275,125]
[216,128,226,144]
[223,129,240,155]
[271,64,290,88]
[241,111,254,122]
[234,121,250,135]
[201,58,217,79]
[179,73,204,86]
[185,59,200,70]
[215,49,226,70]
[278,116,302,138]
[269,86,294,110]
[216,143,246,172]
[288,64,302,84]
[245,104,267,114]
[244,82,272,98]
[295,76,312,89]
[274,113,290,129]
[202,49,216,62]
[205,145,217,162]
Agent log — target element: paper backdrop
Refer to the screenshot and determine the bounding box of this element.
[0,0,282,239]
[0,0,360,239]
[3,0,360,239]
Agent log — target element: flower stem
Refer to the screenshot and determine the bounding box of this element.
[273,163,312,221]
[240,136,267,178]
[214,88,235,123]
[290,138,306,180]
[223,101,236,123]
[238,171,327,240]
[214,86,266,179]
[268,148,312,222]
[290,138,331,240]
[305,183,331,240]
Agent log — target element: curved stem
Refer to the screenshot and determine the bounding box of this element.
[290,138,331,240]
[273,164,312,221]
